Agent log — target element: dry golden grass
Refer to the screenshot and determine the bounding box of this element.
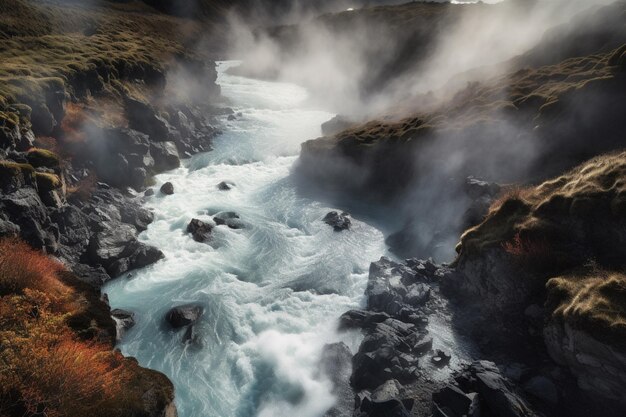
[0,0,207,128]
[547,270,626,347]
[455,152,626,347]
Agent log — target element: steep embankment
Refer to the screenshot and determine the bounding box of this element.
[0,1,225,415]
[298,0,626,199]
[448,151,626,409]
[0,237,176,417]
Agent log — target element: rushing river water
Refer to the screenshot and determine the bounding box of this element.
[105,61,391,417]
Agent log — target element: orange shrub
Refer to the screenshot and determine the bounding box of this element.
[0,292,132,417]
[0,238,70,301]
[60,102,88,145]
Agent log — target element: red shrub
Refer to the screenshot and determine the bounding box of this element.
[0,238,69,300]
[502,231,550,260]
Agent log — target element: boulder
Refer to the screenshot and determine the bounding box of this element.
[321,343,354,417]
[431,350,451,367]
[213,212,244,229]
[160,182,174,195]
[218,181,234,191]
[165,304,203,329]
[87,224,137,266]
[323,211,351,231]
[108,243,164,277]
[111,309,135,341]
[471,361,535,417]
[151,141,181,172]
[187,219,213,243]
[125,97,170,141]
[432,385,473,416]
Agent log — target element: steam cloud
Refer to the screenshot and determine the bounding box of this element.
[220,0,621,261]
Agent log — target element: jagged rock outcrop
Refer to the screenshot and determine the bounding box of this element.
[447,152,626,411]
[340,257,459,417]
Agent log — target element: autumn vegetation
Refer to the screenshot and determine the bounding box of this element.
[0,238,174,417]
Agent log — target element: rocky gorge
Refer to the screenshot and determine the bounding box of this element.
[1,0,626,417]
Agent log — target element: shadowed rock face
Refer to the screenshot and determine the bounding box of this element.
[444,152,626,410]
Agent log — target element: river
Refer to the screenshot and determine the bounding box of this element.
[104,61,391,417]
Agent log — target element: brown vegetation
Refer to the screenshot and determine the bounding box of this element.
[0,237,175,417]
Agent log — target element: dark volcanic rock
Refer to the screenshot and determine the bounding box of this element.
[165,304,203,329]
[187,218,213,242]
[87,224,163,277]
[111,308,135,341]
[213,211,244,229]
[433,361,537,417]
[218,181,234,191]
[160,182,175,195]
[126,97,170,141]
[322,343,354,417]
[151,141,181,171]
[323,211,352,231]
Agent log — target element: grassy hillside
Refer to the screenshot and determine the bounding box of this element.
[0,237,175,417]
[457,151,626,346]
[0,0,211,136]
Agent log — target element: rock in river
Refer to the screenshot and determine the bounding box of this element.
[165,305,203,329]
[160,182,175,195]
[187,219,213,242]
[323,211,351,231]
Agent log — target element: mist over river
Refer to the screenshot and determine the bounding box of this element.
[105,61,391,417]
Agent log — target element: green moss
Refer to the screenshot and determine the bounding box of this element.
[26,148,60,169]
[35,172,62,192]
[0,161,35,177]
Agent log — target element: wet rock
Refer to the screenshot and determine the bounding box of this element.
[339,309,391,330]
[183,324,200,344]
[227,114,236,121]
[119,203,154,233]
[88,224,137,266]
[87,224,163,277]
[151,141,181,172]
[144,188,155,197]
[187,218,213,242]
[165,304,203,329]
[322,343,354,417]
[323,211,351,231]
[71,263,111,287]
[160,182,174,195]
[431,350,451,367]
[108,243,164,277]
[213,211,244,229]
[111,309,135,341]
[218,181,234,191]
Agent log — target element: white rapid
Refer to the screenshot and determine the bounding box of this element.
[104,61,389,417]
